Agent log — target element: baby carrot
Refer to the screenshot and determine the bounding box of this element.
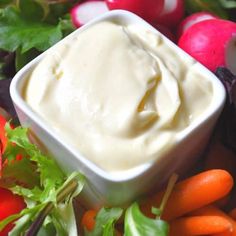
[169,215,232,236]
[81,209,97,231]
[188,205,236,236]
[141,169,234,221]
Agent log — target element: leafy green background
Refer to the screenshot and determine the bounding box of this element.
[0,0,76,79]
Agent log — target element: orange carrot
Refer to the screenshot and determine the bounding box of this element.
[81,209,97,231]
[212,223,236,236]
[141,169,234,221]
[188,205,236,236]
[169,215,232,236]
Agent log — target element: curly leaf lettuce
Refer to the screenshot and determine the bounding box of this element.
[0,124,85,235]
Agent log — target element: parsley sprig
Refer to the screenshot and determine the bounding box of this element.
[0,0,76,74]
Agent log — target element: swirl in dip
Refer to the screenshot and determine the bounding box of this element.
[24,21,213,172]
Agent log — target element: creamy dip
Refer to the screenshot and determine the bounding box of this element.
[24,21,213,172]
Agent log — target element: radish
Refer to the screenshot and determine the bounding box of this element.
[178,19,236,74]
[105,0,164,23]
[155,0,184,29]
[177,12,218,39]
[70,0,109,28]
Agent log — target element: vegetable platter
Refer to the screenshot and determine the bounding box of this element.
[0,0,236,235]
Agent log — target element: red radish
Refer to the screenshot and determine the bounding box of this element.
[105,0,164,23]
[70,0,109,28]
[177,11,218,39]
[0,188,26,236]
[178,19,236,74]
[155,0,184,29]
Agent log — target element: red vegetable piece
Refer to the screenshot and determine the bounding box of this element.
[178,19,236,74]
[0,115,7,154]
[155,0,184,29]
[176,11,218,39]
[0,188,26,236]
[105,0,164,23]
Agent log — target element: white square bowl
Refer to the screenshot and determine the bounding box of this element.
[10,10,226,208]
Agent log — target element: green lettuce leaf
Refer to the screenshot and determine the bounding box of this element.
[15,48,40,71]
[0,0,75,72]
[0,6,62,53]
[0,157,40,189]
[124,174,178,236]
[5,124,65,193]
[0,0,13,7]
[24,172,85,236]
[124,202,169,236]
[85,207,123,236]
[59,14,76,37]
[0,124,85,235]
[18,0,45,21]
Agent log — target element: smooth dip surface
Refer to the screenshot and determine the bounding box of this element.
[24,21,213,172]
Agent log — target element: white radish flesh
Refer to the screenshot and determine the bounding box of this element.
[177,12,218,38]
[71,1,109,28]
